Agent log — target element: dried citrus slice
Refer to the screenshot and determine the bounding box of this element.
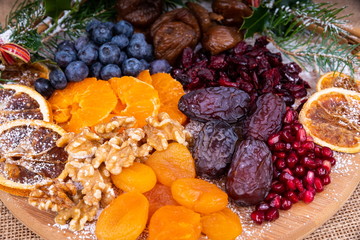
[0,119,67,196]
[0,84,51,124]
[316,71,360,92]
[151,73,187,125]
[109,76,160,127]
[48,78,118,132]
[299,87,360,153]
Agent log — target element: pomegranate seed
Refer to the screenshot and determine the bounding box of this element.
[255,202,270,211]
[316,166,329,177]
[297,147,307,156]
[314,158,323,167]
[268,133,281,146]
[292,141,301,150]
[274,142,286,151]
[294,165,306,177]
[265,192,279,202]
[296,128,307,142]
[275,152,287,158]
[280,198,293,210]
[284,109,297,124]
[282,168,293,175]
[304,170,315,187]
[265,208,280,221]
[280,129,294,142]
[298,190,306,200]
[314,145,322,156]
[322,175,331,185]
[279,172,294,183]
[302,141,315,150]
[269,195,281,209]
[314,177,324,192]
[303,190,315,204]
[272,155,277,162]
[275,158,286,170]
[302,157,317,169]
[284,191,299,203]
[306,135,314,141]
[327,157,336,166]
[307,153,316,159]
[273,169,281,178]
[285,179,296,191]
[251,210,265,224]
[271,182,286,193]
[292,123,303,131]
[286,153,298,168]
[294,178,305,192]
[307,185,316,194]
[321,147,333,158]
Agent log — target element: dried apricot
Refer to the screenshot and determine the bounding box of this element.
[143,183,179,219]
[145,142,195,186]
[111,162,157,193]
[171,178,228,214]
[148,205,201,240]
[201,208,242,240]
[95,191,149,240]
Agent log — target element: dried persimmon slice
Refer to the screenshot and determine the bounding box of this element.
[299,87,360,153]
[0,119,67,196]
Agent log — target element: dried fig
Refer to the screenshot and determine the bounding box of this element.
[116,0,163,28]
[151,8,200,64]
[212,0,252,26]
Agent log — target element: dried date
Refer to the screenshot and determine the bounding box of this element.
[226,139,273,206]
[243,93,286,141]
[178,86,250,123]
[193,120,238,179]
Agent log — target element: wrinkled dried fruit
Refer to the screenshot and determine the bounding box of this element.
[226,139,273,206]
[144,183,179,219]
[171,178,228,214]
[145,143,196,186]
[95,191,149,240]
[193,120,238,178]
[178,86,250,123]
[148,205,201,240]
[212,0,252,26]
[201,208,242,240]
[244,93,286,141]
[111,162,157,193]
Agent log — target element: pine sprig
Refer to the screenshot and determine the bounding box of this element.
[242,0,360,74]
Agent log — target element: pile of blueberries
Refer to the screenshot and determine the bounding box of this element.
[35,19,171,98]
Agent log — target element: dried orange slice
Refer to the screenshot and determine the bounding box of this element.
[0,119,67,196]
[0,84,51,124]
[151,73,187,125]
[316,71,360,92]
[299,87,360,153]
[109,76,160,127]
[48,78,118,132]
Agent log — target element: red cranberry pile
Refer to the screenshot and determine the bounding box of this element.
[250,107,336,224]
[171,36,310,106]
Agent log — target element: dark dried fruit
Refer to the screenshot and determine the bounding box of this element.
[244,93,286,141]
[193,120,238,178]
[226,139,273,206]
[178,86,250,123]
[115,0,163,28]
[212,0,252,26]
[151,8,200,64]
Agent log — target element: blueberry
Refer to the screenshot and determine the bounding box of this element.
[78,44,98,65]
[122,58,145,77]
[55,50,76,68]
[130,33,146,42]
[34,78,54,99]
[111,34,129,49]
[114,20,134,38]
[127,39,153,61]
[90,62,103,78]
[149,59,172,74]
[140,59,150,70]
[86,19,101,34]
[116,51,127,65]
[65,61,89,82]
[101,64,122,80]
[99,43,121,65]
[49,68,67,90]
[104,21,115,31]
[75,35,89,52]
[92,23,113,45]
[57,40,75,52]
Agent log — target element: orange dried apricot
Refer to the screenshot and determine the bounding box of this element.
[145,142,195,186]
[151,73,187,125]
[148,205,202,240]
[143,183,179,219]
[95,191,149,240]
[111,162,157,193]
[201,208,242,240]
[171,178,228,214]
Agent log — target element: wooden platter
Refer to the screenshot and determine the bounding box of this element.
[0,151,359,240]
